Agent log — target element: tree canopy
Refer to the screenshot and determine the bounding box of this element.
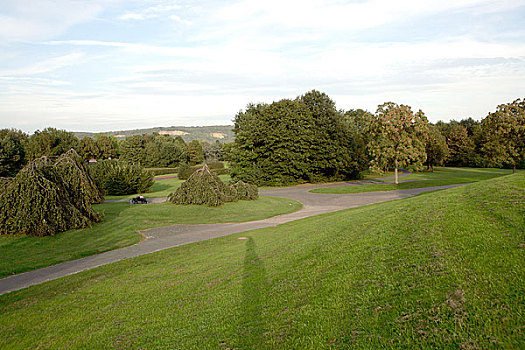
[367,102,429,183]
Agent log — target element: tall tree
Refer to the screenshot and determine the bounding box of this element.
[78,136,99,161]
[0,128,28,177]
[119,135,146,164]
[481,98,525,172]
[367,102,429,184]
[187,140,204,165]
[446,125,474,167]
[25,127,79,160]
[425,125,449,172]
[95,135,118,159]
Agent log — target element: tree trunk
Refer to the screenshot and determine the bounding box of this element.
[513,165,516,174]
[394,160,398,184]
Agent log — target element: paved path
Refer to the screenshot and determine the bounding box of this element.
[0,173,464,295]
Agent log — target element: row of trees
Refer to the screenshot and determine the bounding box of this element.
[230,92,524,185]
[0,127,225,177]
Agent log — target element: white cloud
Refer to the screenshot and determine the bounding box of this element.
[118,2,182,20]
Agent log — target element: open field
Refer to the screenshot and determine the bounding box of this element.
[0,196,301,278]
[311,167,515,194]
[1,174,523,348]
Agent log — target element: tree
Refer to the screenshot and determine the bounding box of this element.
[187,140,204,165]
[119,135,146,164]
[0,128,28,177]
[0,149,103,236]
[446,125,474,167]
[95,135,118,159]
[481,98,525,172]
[297,90,366,180]
[25,127,79,160]
[425,125,449,171]
[78,136,99,161]
[367,102,429,184]
[230,100,316,185]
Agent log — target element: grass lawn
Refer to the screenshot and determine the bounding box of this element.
[1,174,523,348]
[311,167,515,194]
[105,174,232,200]
[0,195,301,278]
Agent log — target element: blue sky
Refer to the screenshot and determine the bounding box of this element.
[0,0,524,133]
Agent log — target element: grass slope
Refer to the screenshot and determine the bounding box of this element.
[0,196,301,277]
[1,174,523,349]
[311,167,514,194]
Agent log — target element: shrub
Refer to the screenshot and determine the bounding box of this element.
[177,163,197,180]
[169,165,236,206]
[91,159,154,195]
[0,149,103,236]
[231,180,258,200]
[206,160,224,169]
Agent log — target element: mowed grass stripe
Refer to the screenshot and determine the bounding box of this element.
[0,174,523,349]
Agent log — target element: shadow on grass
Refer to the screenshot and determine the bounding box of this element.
[239,237,267,347]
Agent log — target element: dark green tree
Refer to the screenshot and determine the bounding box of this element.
[25,127,79,160]
[95,135,118,159]
[78,136,99,161]
[446,125,474,167]
[425,125,449,171]
[0,128,28,177]
[187,140,204,165]
[119,135,146,164]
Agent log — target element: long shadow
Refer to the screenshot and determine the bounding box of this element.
[239,237,267,348]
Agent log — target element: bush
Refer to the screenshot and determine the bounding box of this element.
[177,163,197,180]
[91,159,154,195]
[0,149,103,236]
[169,165,257,206]
[206,160,224,169]
[232,180,258,200]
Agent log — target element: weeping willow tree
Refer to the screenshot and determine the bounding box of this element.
[0,149,103,237]
[169,164,258,206]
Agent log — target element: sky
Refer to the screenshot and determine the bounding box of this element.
[0,0,524,133]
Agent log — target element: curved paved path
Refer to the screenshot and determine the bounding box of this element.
[0,174,465,295]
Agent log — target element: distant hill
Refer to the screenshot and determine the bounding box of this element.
[74,125,234,143]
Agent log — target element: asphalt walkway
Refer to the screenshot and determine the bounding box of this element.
[0,173,465,295]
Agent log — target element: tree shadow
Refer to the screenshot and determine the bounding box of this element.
[239,236,268,347]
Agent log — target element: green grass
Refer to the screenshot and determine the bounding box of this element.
[311,167,515,194]
[1,174,523,349]
[0,196,301,278]
[105,174,232,200]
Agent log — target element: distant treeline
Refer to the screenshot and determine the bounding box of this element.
[0,129,224,177]
[1,92,523,181]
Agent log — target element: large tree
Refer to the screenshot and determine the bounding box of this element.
[367,102,429,184]
[25,127,79,160]
[482,98,525,172]
[446,125,474,167]
[425,125,449,171]
[0,128,28,177]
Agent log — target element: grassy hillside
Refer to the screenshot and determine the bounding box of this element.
[1,174,523,349]
[312,167,515,193]
[0,196,301,277]
[75,125,234,143]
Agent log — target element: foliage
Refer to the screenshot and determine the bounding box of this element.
[481,98,525,170]
[187,140,204,165]
[78,136,99,161]
[231,180,259,200]
[90,159,154,195]
[0,149,102,237]
[202,140,223,161]
[231,92,366,186]
[169,164,257,206]
[0,128,28,177]
[367,102,429,183]
[25,127,79,160]
[177,163,196,180]
[146,168,179,176]
[446,125,474,167]
[119,133,186,168]
[425,125,449,171]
